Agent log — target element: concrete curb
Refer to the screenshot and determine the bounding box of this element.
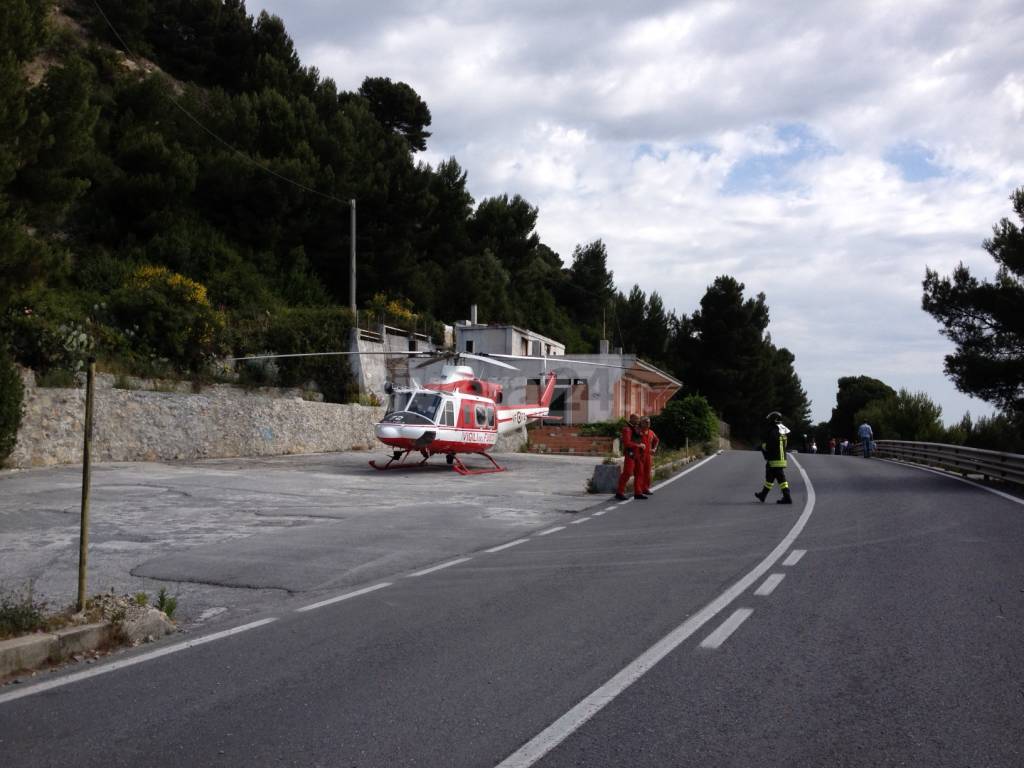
[588,453,702,494]
[0,622,115,679]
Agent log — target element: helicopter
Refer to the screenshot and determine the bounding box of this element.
[229,349,557,475]
[372,356,557,474]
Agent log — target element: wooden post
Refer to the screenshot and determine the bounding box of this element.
[76,358,96,613]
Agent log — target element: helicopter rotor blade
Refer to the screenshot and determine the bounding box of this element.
[410,351,519,371]
[485,353,635,371]
[228,350,430,362]
[460,353,518,371]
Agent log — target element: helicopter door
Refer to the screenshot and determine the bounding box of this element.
[439,401,455,427]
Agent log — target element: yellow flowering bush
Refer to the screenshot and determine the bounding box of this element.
[111,265,226,373]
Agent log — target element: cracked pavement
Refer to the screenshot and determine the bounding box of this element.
[0,451,602,630]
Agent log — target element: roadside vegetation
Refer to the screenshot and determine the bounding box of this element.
[0,582,178,641]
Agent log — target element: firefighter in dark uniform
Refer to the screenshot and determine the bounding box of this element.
[755,411,792,504]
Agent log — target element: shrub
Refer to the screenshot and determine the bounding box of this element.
[653,395,718,449]
[0,584,46,639]
[7,295,95,375]
[109,265,226,374]
[227,306,356,403]
[0,348,25,463]
[579,418,626,437]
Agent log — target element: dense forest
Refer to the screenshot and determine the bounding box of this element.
[2,0,831,448]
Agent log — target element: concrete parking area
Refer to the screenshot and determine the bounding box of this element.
[0,451,604,631]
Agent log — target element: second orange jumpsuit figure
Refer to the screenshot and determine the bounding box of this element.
[638,416,660,496]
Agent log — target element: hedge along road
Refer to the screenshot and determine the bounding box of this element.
[4,451,1022,768]
[0,450,604,630]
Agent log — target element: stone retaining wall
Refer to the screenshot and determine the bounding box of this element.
[6,369,385,468]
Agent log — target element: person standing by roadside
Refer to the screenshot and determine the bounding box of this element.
[858,421,874,458]
[828,437,836,455]
[615,414,646,501]
[638,416,660,496]
[755,411,792,504]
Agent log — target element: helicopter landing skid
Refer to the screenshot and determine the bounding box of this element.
[368,449,432,471]
[368,450,506,474]
[450,453,505,475]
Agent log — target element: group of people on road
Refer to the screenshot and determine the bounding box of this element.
[614,413,660,500]
[610,407,874,507]
[827,422,875,457]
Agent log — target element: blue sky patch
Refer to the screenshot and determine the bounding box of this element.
[722,123,839,195]
[883,142,946,182]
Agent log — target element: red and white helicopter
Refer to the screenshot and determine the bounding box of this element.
[231,350,557,475]
[372,354,556,474]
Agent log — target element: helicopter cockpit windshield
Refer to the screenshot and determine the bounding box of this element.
[384,391,443,425]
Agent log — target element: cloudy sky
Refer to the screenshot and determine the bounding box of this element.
[250,0,1022,424]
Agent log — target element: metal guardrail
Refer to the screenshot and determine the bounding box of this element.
[867,439,1024,487]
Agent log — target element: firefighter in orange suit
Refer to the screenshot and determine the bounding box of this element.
[615,414,646,500]
[638,416,660,496]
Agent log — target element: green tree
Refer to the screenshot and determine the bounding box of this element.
[922,188,1024,414]
[0,347,25,464]
[358,76,432,152]
[855,388,944,442]
[829,375,896,440]
[677,276,772,440]
[766,343,812,432]
[652,394,718,449]
[561,240,616,352]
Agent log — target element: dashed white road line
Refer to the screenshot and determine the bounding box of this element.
[495,455,815,768]
[536,526,565,536]
[570,517,591,525]
[0,618,278,706]
[699,608,754,649]
[754,573,785,596]
[296,582,393,612]
[407,557,473,577]
[782,549,806,566]
[486,538,530,553]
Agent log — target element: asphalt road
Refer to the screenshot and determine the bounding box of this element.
[1,451,1022,767]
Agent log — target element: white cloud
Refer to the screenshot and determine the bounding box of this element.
[249,0,1023,423]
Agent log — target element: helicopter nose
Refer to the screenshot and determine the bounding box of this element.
[376,425,403,440]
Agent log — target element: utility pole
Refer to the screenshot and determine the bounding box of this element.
[77,358,96,612]
[349,199,357,316]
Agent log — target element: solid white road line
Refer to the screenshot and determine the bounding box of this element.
[407,557,473,577]
[486,538,530,553]
[754,573,786,596]
[494,456,816,768]
[570,518,591,525]
[296,582,393,612]
[782,549,806,566]
[536,526,565,536]
[879,458,1024,507]
[0,618,278,706]
[649,452,719,492]
[699,608,754,649]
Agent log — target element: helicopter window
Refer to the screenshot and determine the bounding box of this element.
[462,404,473,427]
[486,407,495,428]
[475,405,487,427]
[440,401,455,427]
[407,393,442,421]
[386,391,412,415]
